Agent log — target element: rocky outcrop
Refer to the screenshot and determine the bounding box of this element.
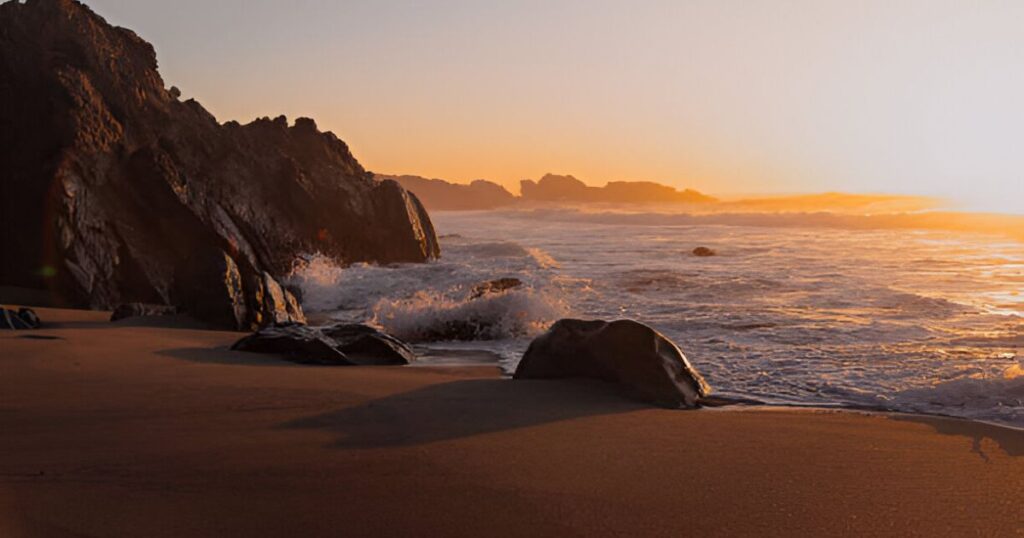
[380,174,516,211]
[513,319,711,408]
[520,174,716,204]
[0,0,439,329]
[232,323,415,366]
[692,247,716,257]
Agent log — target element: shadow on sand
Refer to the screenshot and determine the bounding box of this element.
[48,314,215,331]
[279,378,647,448]
[156,346,302,367]
[890,414,1024,460]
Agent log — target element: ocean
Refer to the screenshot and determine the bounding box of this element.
[290,207,1024,427]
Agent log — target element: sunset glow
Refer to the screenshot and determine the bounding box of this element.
[83,0,1024,214]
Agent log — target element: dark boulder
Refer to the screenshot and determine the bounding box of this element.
[513,319,711,408]
[232,324,415,366]
[0,0,439,330]
[692,247,716,257]
[469,277,523,299]
[321,323,416,365]
[110,303,179,321]
[1,308,41,330]
[231,325,352,365]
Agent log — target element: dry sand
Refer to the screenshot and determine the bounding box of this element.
[1,308,1021,537]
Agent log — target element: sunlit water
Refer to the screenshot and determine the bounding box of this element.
[291,209,1024,427]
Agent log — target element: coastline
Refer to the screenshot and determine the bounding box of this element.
[2,307,1022,536]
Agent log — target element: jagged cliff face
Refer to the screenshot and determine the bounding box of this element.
[0,0,439,328]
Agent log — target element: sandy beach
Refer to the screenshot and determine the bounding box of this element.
[1,308,1021,537]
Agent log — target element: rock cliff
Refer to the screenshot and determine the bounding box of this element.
[0,0,439,328]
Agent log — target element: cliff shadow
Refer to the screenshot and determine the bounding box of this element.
[279,378,649,448]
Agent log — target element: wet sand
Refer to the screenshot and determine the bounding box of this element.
[1,308,1021,537]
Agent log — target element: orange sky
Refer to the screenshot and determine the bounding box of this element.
[87,0,1024,214]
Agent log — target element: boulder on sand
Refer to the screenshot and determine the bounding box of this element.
[513,319,711,408]
[232,324,415,366]
[110,303,180,322]
[321,323,416,365]
[692,247,716,257]
[1,307,41,330]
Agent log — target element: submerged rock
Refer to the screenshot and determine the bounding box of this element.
[469,278,523,299]
[110,303,179,321]
[0,0,439,329]
[1,308,41,330]
[692,247,716,257]
[513,319,711,408]
[232,324,415,366]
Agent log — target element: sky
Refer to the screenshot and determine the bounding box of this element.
[84,0,1024,214]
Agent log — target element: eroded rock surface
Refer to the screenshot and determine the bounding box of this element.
[232,323,415,366]
[0,0,439,329]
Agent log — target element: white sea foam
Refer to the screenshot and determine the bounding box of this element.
[372,287,571,342]
[286,237,575,344]
[887,362,1024,424]
[288,209,1024,427]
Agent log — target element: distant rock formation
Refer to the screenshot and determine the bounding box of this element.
[379,174,516,211]
[520,174,716,204]
[381,172,715,210]
[514,319,711,408]
[0,0,439,329]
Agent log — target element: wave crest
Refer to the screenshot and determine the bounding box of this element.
[372,286,571,342]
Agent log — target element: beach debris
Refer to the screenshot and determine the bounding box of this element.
[110,303,180,322]
[692,247,716,257]
[232,323,415,366]
[513,319,711,408]
[1,307,41,330]
[469,277,523,299]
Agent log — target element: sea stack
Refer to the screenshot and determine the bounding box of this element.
[0,0,440,329]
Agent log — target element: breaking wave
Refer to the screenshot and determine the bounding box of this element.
[286,237,574,345]
[372,287,570,342]
[287,210,1023,427]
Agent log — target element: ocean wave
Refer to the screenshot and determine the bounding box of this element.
[371,287,571,342]
[887,362,1024,425]
[285,244,571,342]
[493,207,1024,242]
